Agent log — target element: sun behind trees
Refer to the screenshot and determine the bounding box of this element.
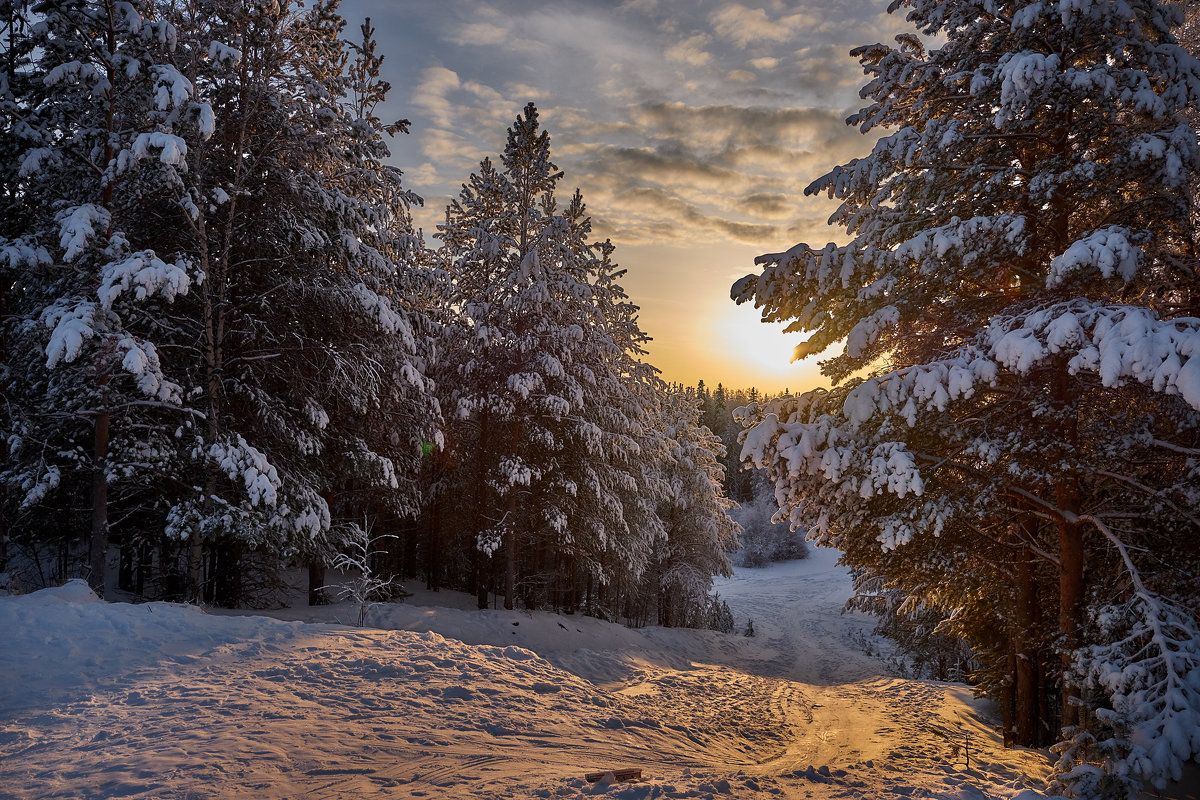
[733,0,1200,795]
[0,3,738,631]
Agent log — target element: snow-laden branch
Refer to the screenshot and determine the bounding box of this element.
[1060,515,1200,792]
[837,300,1200,430]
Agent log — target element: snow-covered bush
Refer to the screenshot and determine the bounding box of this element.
[323,524,407,628]
[729,491,807,568]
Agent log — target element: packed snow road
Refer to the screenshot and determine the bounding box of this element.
[0,548,1052,799]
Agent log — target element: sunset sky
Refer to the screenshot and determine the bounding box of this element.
[341,0,910,393]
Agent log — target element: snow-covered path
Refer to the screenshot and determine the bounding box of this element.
[0,549,1052,799]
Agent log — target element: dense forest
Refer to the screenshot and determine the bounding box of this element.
[0,1,740,631]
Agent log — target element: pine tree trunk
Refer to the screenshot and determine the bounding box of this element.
[192,237,222,604]
[473,411,491,609]
[503,418,520,611]
[90,404,109,598]
[1003,643,1017,747]
[0,490,8,574]
[118,539,133,591]
[1052,367,1085,731]
[503,506,516,611]
[1015,541,1041,746]
[425,453,440,591]
[88,6,118,600]
[308,561,327,605]
[212,538,241,607]
[189,462,214,603]
[135,541,150,596]
[1058,510,1084,729]
[0,272,9,575]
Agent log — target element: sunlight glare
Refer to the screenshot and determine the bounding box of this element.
[714,302,826,394]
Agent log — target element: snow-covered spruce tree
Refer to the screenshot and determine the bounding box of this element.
[2,0,438,604]
[642,386,739,628]
[732,0,1200,793]
[437,103,665,613]
[1,0,204,596]
[151,1,438,605]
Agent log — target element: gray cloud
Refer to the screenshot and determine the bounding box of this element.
[335,0,914,388]
[351,0,892,249]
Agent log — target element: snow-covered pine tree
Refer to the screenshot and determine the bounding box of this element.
[151,0,438,605]
[1,0,205,596]
[733,0,1200,793]
[2,0,438,604]
[437,103,665,614]
[643,386,739,628]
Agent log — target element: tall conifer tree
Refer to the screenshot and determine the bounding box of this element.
[734,0,1200,793]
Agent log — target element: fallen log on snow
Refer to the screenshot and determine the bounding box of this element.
[584,768,643,783]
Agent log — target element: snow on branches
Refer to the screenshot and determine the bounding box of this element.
[1056,517,1200,795]
[731,0,1200,790]
[826,301,1200,435]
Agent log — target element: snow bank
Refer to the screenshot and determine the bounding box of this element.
[0,580,305,711]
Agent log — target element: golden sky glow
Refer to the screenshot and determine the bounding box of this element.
[345,0,908,394]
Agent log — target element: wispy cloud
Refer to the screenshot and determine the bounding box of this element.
[709,4,818,48]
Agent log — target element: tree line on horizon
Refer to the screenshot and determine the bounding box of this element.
[0,0,739,632]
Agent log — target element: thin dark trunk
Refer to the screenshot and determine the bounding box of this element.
[0,269,9,573]
[425,456,440,591]
[1039,663,1053,745]
[402,521,417,581]
[473,411,491,609]
[476,562,489,610]
[1058,509,1084,729]
[118,539,134,591]
[308,561,327,605]
[212,538,241,607]
[1002,643,1017,748]
[1052,367,1085,731]
[88,3,118,600]
[503,418,519,611]
[1015,537,1041,746]
[90,405,109,597]
[503,502,516,610]
[0,490,8,573]
[135,541,150,596]
[161,534,184,601]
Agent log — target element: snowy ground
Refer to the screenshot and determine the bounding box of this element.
[0,547,1059,799]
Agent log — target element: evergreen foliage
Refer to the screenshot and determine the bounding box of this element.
[431,105,737,629]
[732,0,1200,793]
[1,0,438,605]
[0,17,739,637]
